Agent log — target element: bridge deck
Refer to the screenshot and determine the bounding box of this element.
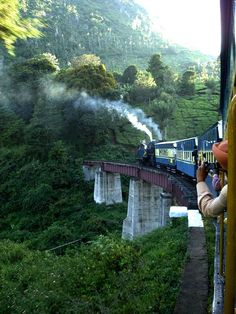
[83,161,198,208]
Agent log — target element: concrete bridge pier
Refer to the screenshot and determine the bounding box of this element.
[161,192,172,226]
[94,169,123,205]
[83,165,98,181]
[122,178,165,240]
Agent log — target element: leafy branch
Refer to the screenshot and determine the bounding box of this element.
[0,0,43,55]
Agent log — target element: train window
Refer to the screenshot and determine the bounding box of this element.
[207,152,211,162]
[177,150,184,160]
[189,151,192,161]
[182,151,191,161]
[210,152,214,163]
[159,148,169,157]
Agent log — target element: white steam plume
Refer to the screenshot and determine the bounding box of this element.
[127,113,153,140]
[74,92,162,141]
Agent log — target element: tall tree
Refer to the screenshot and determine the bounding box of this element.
[178,70,196,96]
[121,65,138,85]
[8,53,58,120]
[56,63,117,98]
[127,70,157,104]
[149,92,176,138]
[147,54,167,87]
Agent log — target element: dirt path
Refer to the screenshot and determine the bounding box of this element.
[173,227,209,314]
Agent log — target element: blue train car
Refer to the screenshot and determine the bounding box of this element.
[198,121,223,196]
[176,137,198,177]
[198,120,223,164]
[155,141,177,168]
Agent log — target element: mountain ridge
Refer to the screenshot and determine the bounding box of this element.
[10,0,216,72]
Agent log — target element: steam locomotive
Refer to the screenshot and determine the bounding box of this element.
[137,120,223,181]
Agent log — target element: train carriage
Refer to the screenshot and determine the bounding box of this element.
[176,137,198,177]
[198,120,223,163]
[195,121,223,196]
[155,141,177,169]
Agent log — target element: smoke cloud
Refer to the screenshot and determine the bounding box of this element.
[74,92,162,141]
[1,69,162,140]
[41,80,162,141]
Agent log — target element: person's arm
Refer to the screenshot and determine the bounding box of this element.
[196,164,227,217]
[197,183,227,217]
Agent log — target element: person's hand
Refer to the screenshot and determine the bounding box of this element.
[212,174,222,191]
[197,163,208,183]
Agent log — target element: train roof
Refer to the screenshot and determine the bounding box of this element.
[175,136,198,143]
[155,140,177,145]
[198,120,223,140]
[155,122,224,149]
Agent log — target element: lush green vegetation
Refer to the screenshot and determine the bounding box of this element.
[0,219,188,313]
[0,0,221,141]
[2,0,215,72]
[0,0,219,312]
[0,51,188,311]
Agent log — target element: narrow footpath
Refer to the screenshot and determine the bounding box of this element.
[173,210,209,314]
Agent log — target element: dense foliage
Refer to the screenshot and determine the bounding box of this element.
[0,51,192,311]
[1,0,215,72]
[0,220,188,313]
[0,0,219,312]
[56,63,117,98]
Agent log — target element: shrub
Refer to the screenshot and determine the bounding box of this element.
[0,220,188,313]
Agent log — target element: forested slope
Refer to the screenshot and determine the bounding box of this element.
[1,0,215,72]
[0,1,219,312]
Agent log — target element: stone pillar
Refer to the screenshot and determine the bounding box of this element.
[150,185,163,229]
[122,179,163,240]
[160,192,172,226]
[94,169,123,205]
[83,165,98,181]
[94,168,106,204]
[106,173,123,205]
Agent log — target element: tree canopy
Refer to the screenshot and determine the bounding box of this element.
[71,54,102,68]
[56,63,117,97]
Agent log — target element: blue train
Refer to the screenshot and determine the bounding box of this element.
[138,120,223,180]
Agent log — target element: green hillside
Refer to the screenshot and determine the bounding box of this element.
[2,0,215,72]
[0,1,221,312]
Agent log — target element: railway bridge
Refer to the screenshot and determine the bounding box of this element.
[83,161,199,240]
[83,161,208,313]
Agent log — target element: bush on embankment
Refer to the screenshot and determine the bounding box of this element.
[0,218,187,313]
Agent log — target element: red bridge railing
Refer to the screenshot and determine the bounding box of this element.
[83,161,197,208]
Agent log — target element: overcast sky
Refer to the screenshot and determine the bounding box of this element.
[134,0,221,56]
